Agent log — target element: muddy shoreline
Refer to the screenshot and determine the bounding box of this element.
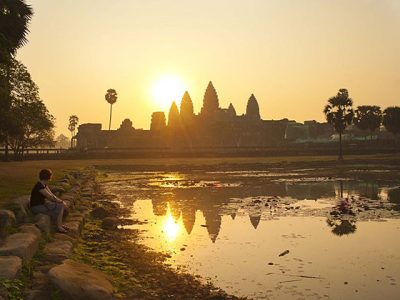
[77,183,241,299]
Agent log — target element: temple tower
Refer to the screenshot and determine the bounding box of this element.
[150,112,166,132]
[246,94,261,120]
[228,103,237,117]
[168,101,180,128]
[180,91,194,123]
[201,81,220,115]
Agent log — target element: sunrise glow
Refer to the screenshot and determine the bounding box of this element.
[151,75,187,110]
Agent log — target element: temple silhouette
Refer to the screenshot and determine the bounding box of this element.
[76,81,335,150]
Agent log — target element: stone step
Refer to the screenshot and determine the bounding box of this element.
[0,256,22,279]
[43,240,73,263]
[19,224,42,238]
[48,259,114,300]
[34,213,51,234]
[64,220,82,238]
[0,232,39,261]
[26,289,52,300]
[53,233,77,244]
[12,195,31,222]
[0,209,16,229]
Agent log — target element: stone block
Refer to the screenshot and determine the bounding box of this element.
[64,220,82,237]
[0,233,39,261]
[34,214,51,234]
[0,209,16,229]
[101,217,119,230]
[0,256,22,279]
[48,259,114,300]
[43,240,73,263]
[19,224,41,238]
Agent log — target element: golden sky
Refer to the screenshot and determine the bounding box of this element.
[18,0,400,136]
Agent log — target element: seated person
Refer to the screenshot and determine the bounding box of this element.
[30,169,69,233]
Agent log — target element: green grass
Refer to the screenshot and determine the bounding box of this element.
[0,160,91,209]
[0,154,398,208]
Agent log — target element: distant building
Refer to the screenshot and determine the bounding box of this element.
[76,81,335,150]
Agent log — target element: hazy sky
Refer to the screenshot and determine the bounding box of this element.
[18,0,400,136]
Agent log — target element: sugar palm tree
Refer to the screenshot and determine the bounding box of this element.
[105,89,117,130]
[0,0,33,161]
[323,89,354,161]
[68,115,79,148]
[0,0,33,61]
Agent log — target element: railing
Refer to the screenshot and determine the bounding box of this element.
[0,148,68,154]
[0,141,398,161]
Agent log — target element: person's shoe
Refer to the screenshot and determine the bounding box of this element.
[57,227,68,233]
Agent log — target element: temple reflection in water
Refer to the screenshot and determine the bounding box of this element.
[149,180,399,243]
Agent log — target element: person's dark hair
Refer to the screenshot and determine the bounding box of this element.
[39,169,53,180]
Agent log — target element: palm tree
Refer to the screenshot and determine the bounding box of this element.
[105,89,117,130]
[327,219,357,236]
[68,115,79,148]
[0,0,33,61]
[0,0,33,161]
[324,89,354,161]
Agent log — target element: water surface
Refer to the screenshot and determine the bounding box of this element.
[101,170,400,299]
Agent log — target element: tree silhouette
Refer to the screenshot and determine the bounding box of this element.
[383,107,400,139]
[353,105,382,140]
[105,88,117,130]
[323,89,354,161]
[68,115,79,148]
[3,59,54,158]
[327,219,357,236]
[0,0,33,161]
[55,134,70,149]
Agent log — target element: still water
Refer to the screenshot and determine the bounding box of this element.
[101,170,400,299]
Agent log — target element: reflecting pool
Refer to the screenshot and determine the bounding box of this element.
[101,170,400,299]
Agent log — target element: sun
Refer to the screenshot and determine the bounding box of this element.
[151,75,187,110]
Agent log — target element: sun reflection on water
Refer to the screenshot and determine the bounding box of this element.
[162,202,182,243]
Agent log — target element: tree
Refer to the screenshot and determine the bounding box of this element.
[55,134,70,149]
[8,98,55,157]
[323,89,354,161]
[68,115,79,148]
[383,107,400,138]
[0,0,33,62]
[327,218,357,236]
[353,105,382,139]
[105,88,117,130]
[0,0,33,160]
[2,59,55,158]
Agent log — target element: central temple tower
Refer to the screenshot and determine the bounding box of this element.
[200,81,220,116]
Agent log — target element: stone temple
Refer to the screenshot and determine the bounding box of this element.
[76,81,333,150]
